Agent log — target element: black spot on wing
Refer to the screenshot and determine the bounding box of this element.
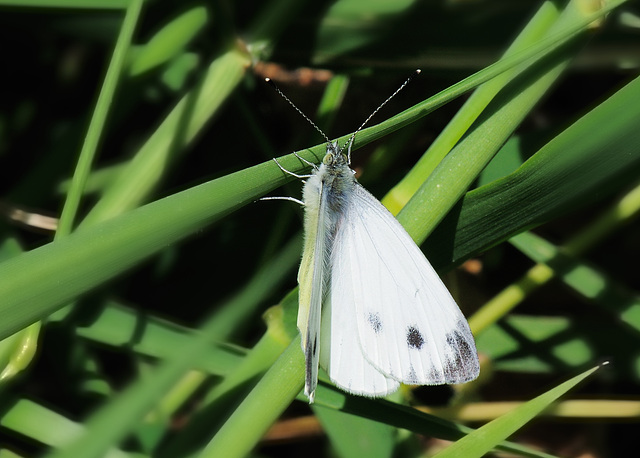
[429,364,444,384]
[368,312,382,333]
[406,366,419,384]
[443,322,479,382]
[406,326,425,350]
[446,330,472,360]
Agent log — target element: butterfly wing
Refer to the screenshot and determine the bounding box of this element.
[298,173,328,403]
[326,184,479,391]
[320,242,400,397]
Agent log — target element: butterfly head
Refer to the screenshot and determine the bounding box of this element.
[322,140,349,168]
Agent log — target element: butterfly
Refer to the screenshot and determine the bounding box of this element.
[268,72,479,403]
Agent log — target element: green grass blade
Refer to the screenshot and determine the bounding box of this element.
[475,314,594,373]
[313,405,394,458]
[309,385,558,458]
[57,0,143,237]
[0,13,635,350]
[129,6,208,77]
[382,0,562,211]
[344,0,626,162]
[157,320,291,458]
[0,399,136,458]
[80,46,251,226]
[424,74,640,270]
[398,0,608,244]
[511,230,640,334]
[200,337,305,458]
[41,241,297,458]
[469,179,640,335]
[0,150,295,340]
[73,300,247,375]
[433,364,605,457]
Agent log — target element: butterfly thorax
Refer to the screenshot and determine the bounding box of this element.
[315,141,356,213]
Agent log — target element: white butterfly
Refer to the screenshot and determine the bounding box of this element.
[268,73,479,403]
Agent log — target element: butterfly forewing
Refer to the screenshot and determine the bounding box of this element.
[298,173,329,402]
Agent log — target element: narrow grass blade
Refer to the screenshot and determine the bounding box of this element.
[433,364,606,457]
[199,337,305,458]
[57,0,143,236]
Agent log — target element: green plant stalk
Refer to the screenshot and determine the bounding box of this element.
[434,364,604,457]
[469,264,555,335]
[1,67,637,347]
[80,46,251,227]
[316,74,350,133]
[81,0,303,227]
[129,6,208,77]
[0,399,131,458]
[0,321,40,382]
[382,0,562,212]
[56,0,143,237]
[145,370,208,424]
[200,337,304,458]
[0,0,143,385]
[143,235,300,433]
[72,301,245,375]
[425,399,640,422]
[158,313,291,458]
[57,162,126,196]
[205,333,290,404]
[397,0,602,245]
[469,180,640,335]
[308,386,556,458]
[0,0,627,348]
[204,305,292,405]
[41,234,299,458]
[346,0,625,163]
[512,231,640,332]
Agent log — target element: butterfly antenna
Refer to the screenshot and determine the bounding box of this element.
[342,69,421,163]
[265,78,332,144]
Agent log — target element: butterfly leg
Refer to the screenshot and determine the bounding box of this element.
[273,157,313,180]
[293,152,318,169]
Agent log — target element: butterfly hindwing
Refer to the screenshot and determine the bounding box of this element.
[320,232,400,397]
[329,184,480,387]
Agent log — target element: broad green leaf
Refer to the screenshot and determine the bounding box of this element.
[424,73,640,270]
